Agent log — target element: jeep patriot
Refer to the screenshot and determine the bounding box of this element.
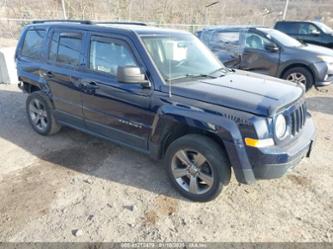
[15,21,315,201]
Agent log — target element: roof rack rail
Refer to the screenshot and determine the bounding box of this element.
[96,21,147,26]
[32,20,92,24]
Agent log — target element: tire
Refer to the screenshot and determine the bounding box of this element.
[282,66,314,91]
[164,134,231,202]
[26,91,61,136]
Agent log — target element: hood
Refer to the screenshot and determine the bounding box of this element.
[172,70,304,116]
[296,44,333,57]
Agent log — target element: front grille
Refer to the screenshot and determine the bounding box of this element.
[288,103,307,136]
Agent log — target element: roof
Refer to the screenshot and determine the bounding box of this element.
[27,20,190,36]
[201,25,264,32]
[276,20,319,24]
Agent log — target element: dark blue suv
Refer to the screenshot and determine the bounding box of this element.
[275,21,333,49]
[15,21,315,202]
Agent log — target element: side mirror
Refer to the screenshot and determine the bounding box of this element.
[265,42,279,52]
[311,30,321,36]
[117,66,151,87]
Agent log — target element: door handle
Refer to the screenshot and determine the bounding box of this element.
[42,71,54,78]
[86,81,99,89]
[79,81,99,94]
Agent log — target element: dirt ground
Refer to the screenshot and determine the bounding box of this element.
[0,83,332,242]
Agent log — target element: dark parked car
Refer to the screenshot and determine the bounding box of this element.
[275,20,333,48]
[197,26,333,89]
[16,21,315,202]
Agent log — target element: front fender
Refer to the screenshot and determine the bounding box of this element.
[149,103,256,184]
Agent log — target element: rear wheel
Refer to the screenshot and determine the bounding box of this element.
[26,92,61,136]
[165,134,231,202]
[282,67,314,90]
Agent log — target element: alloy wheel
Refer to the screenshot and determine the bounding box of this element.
[29,98,48,132]
[287,72,307,85]
[171,149,214,195]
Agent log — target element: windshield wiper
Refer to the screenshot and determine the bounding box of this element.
[208,67,233,76]
[166,73,217,82]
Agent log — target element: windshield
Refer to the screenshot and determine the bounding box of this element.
[263,29,303,47]
[141,34,224,82]
[315,22,333,34]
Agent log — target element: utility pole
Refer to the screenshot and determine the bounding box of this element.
[128,0,132,21]
[282,0,289,20]
[61,0,67,19]
[205,1,219,25]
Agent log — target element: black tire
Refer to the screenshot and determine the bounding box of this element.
[26,91,61,136]
[165,134,231,202]
[282,66,314,91]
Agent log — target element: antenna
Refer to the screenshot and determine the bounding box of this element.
[168,77,172,98]
[168,32,172,98]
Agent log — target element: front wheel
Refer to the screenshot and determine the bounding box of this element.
[165,134,231,202]
[282,67,314,91]
[26,92,61,136]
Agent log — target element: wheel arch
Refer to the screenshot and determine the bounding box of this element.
[160,123,228,160]
[279,63,316,82]
[23,82,41,93]
[149,106,241,163]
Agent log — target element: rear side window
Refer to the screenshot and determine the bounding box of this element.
[276,22,300,34]
[49,32,82,66]
[21,29,45,59]
[212,31,240,44]
[89,36,138,76]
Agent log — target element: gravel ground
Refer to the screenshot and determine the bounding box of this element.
[0,83,332,242]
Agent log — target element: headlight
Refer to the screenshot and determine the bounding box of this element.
[275,114,287,139]
[318,55,333,64]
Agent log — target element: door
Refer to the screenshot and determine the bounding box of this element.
[208,30,242,68]
[43,30,85,127]
[240,31,280,76]
[296,22,323,46]
[80,34,155,151]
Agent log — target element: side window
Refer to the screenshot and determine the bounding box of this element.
[21,29,45,59]
[211,31,240,45]
[49,32,82,66]
[298,23,320,35]
[276,22,299,34]
[89,36,138,76]
[201,31,213,45]
[245,32,271,51]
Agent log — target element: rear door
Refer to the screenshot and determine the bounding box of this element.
[207,30,242,68]
[240,30,280,76]
[16,28,47,87]
[275,22,300,38]
[43,29,85,128]
[79,33,155,151]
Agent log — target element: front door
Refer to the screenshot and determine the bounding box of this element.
[240,31,280,77]
[80,33,155,151]
[296,22,323,46]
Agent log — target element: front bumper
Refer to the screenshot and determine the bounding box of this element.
[313,61,333,86]
[225,115,315,184]
[252,139,313,179]
[316,74,333,86]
